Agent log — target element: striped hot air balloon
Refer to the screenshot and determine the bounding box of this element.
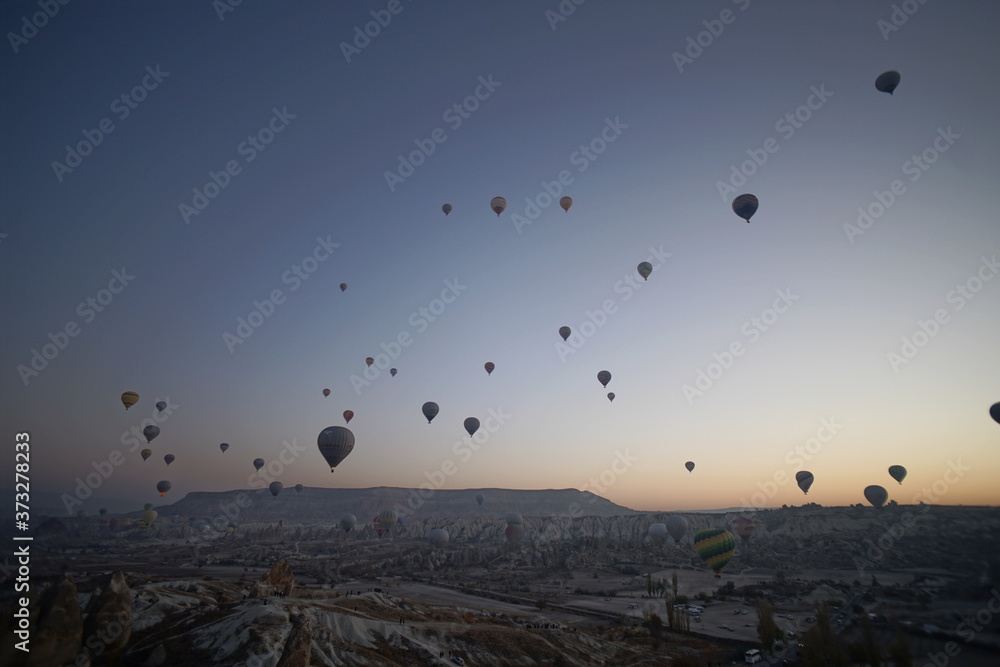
[694,528,736,575]
[121,391,139,410]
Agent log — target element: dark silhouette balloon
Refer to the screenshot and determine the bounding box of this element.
[156,480,171,496]
[343,410,354,424]
[685,461,695,473]
[317,426,355,472]
[484,362,495,376]
[888,465,907,485]
[597,370,612,388]
[875,70,901,95]
[390,368,397,377]
[990,402,1000,425]
[340,283,347,292]
[637,262,652,281]
[442,203,452,215]
[560,196,572,212]
[464,417,480,437]
[795,470,814,494]
[475,493,485,506]
[732,194,758,223]
[422,402,439,424]
[143,425,159,443]
[864,485,888,507]
[253,458,265,471]
[559,326,571,341]
[220,442,229,453]
[490,196,507,216]
[323,388,331,397]
[269,481,283,498]
[607,392,615,402]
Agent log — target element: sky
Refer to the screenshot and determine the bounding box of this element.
[3,1,999,516]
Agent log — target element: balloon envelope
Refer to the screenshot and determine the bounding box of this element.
[323,388,331,397]
[343,410,354,424]
[143,425,160,443]
[141,449,152,461]
[888,465,907,485]
[365,357,374,367]
[156,480,171,496]
[340,514,356,533]
[442,203,452,215]
[685,461,695,473]
[164,454,175,465]
[121,391,139,410]
[864,485,888,508]
[648,523,668,542]
[795,471,814,494]
[505,512,522,526]
[422,401,439,423]
[637,262,652,281]
[428,528,449,547]
[155,401,167,412]
[559,326,571,341]
[504,524,523,543]
[694,528,736,574]
[731,517,755,543]
[559,196,572,212]
[269,481,283,498]
[490,196,507,216]
[990,402,1000,425]
[142,509,157,526]
[484,362,495,375]
[317,426,355,471]
[464,417,480,437]
[220,442,229,453]
[597,370,612,388]
[295,483,303,494]
[732,194,758,222]
[253,458,265,471]
[666,515,688,543]
[875,70,901,94]
[339,283,347,292]
[378,509,398,534]
[475,493,485,506]
[607,392,615,402]
[390,368,397,377]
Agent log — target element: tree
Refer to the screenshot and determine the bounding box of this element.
[798,606,847,667]
[887,619,913,667]
[756,599,782,650]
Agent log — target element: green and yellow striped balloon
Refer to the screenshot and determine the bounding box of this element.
[694,528,736,574]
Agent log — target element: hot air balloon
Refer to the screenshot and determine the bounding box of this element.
[268,481,283,498]
[365,357,374,367]
[559,196,572,212]
[141,449,152,461]
[637,262,652,281]
[156,480,171,496]
[121,391,139,410]
[220,442,230,453]
[597,370,612,388]
[317,426,355,472]
[99,508,107,516]
[732,194,758,223]
[559,326,571,341]
[475,493,485,506]
[156,401,167,412]
[340,514,356,533]
[685,461,695,473]
[505,524,523,543]
[490,196,507,216]
[295,483,303,494]
[142,509,158,526]
[253,458,265,471]
[666,515,688,543]
[505,512,522,526]
[143,425,159,443]
[864,485,888,508]
[343,410,354,424]
[795,471,814,495]
[340,283,348,292]
[875,70,901,95]
[323,388,331,397]
[607,392,615,402]
[164,454,175,466]
[990,402,1000,425]
[378,509,397,535]
[694,528,736,575]
[464,417,480,437]
[390,368,397,377]
[731,517,756,545]
[428,528,449,548]
[484,362,495,376]
[442,203,453,216]
[648,523,668,542]
[888,465,907,485]
[422,402,439,424]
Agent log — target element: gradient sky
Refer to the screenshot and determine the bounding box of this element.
[3,1,999,514]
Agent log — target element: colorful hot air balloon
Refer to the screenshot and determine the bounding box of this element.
[607,392,615,402]
[559,196,572,212]
[142,509,158,526]
[504,524,523,543]
[475,493,485,506]
[143,425,159,443]
[343,410,354,424]
[864,485,888,508]
[253,458,265,471]
[164,454,175,466]
[323,388,331,397]
[464,417,480,437]
[484,362,495,376]
[340,283,347,292]
[340,514,356,533]
[888,465,907,485]
[597,370,612,388]
[875,70,901,95]
[685,461,695,473]
[141,449,152,461]
[144,503,154,511]
[666,515,688,543]
[442,203,453,216]
[731,517,755,545]
[422,401,439,424]
[378,509,397,535]
[505,512,522,526]
[155,401,167,412]
[268,481,283,498]
[156,480,171,496]
[317,426,355,472]
[637,262,652,281]
[694,528,736,575]
[559,326,571,341]
[220,442,230,453]
[365,357,374,367]
[795,471,814,495]
[990,402,1000,425]
[295,483,303,494]
[390,368,397,377]
[732,194,758,223]
[490,196,507,216]
[428,528,450,548]
[648,523,668,542]
[121,392,139,410]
